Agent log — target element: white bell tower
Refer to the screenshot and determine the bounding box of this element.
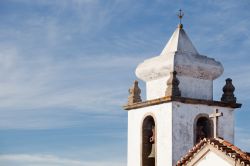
[123,13,241,166]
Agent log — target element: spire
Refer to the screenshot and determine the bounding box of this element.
[160,25,198,56]
[135,10,223,101]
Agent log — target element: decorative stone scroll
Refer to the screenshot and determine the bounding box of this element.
[221,78,236,103]
[165,71,181,97]
[127,80,142,105]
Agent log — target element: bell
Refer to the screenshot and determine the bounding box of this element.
[148,143,155,158]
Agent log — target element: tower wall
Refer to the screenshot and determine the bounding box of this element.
[172,102,234,165]
[178,76,213,100]
[146,76,169,100]
[127,103,172,166]
[146,75,213,100]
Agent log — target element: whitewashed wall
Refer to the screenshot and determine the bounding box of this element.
[146,76,169,100]
[178,76,213,100]
[127,103,172,166]
[196,151,232,166]
[146,75,212,100]
[127,101,235,166]
[172,102,234,165]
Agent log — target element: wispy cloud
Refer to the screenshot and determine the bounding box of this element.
[0,1,249,166]
[0,47,138,129]
[0,0,150,130]
[0,50,139,109]
[0,154,125,166]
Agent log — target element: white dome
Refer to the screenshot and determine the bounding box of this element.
[136,26,223,82]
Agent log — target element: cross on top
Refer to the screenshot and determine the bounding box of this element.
[209,109,223,138]
[177,9,184,24]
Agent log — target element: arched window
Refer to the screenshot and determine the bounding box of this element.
[142,116,156,166]
[194,115,213,144]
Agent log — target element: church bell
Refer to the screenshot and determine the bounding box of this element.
[148,143,155,158]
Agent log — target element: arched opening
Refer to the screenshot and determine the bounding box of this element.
[142,115,156,166]
[194,115,213,144]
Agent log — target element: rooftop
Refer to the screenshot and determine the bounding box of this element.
[177,138,250,166]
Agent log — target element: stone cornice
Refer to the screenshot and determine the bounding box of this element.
[123,96,242,110]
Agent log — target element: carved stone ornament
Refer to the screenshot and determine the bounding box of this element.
[221,78,236,103]
[127,80,142,105]
[165,71,181,97]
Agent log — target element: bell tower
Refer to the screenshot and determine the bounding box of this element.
[123,12,241,166]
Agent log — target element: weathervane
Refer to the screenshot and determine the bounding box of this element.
[177,9,184,29]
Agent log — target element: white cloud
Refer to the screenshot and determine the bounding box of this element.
[0,0,148,130]
[0,46,138,129]
[0,154,125,166]
[0,51,137,110]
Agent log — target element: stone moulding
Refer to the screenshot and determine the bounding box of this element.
[123,96,242,111]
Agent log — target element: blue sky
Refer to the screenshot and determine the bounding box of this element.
[0,0,249,165]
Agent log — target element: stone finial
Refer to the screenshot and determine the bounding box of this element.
[221,78,236,103]
[127,80,142,105]
[165,71,181,97]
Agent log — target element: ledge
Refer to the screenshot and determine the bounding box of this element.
[123,96,242,110]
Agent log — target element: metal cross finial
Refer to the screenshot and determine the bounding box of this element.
[178,9,184,24]
[209,109,223,138]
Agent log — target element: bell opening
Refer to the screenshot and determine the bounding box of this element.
[142,116,156,166]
